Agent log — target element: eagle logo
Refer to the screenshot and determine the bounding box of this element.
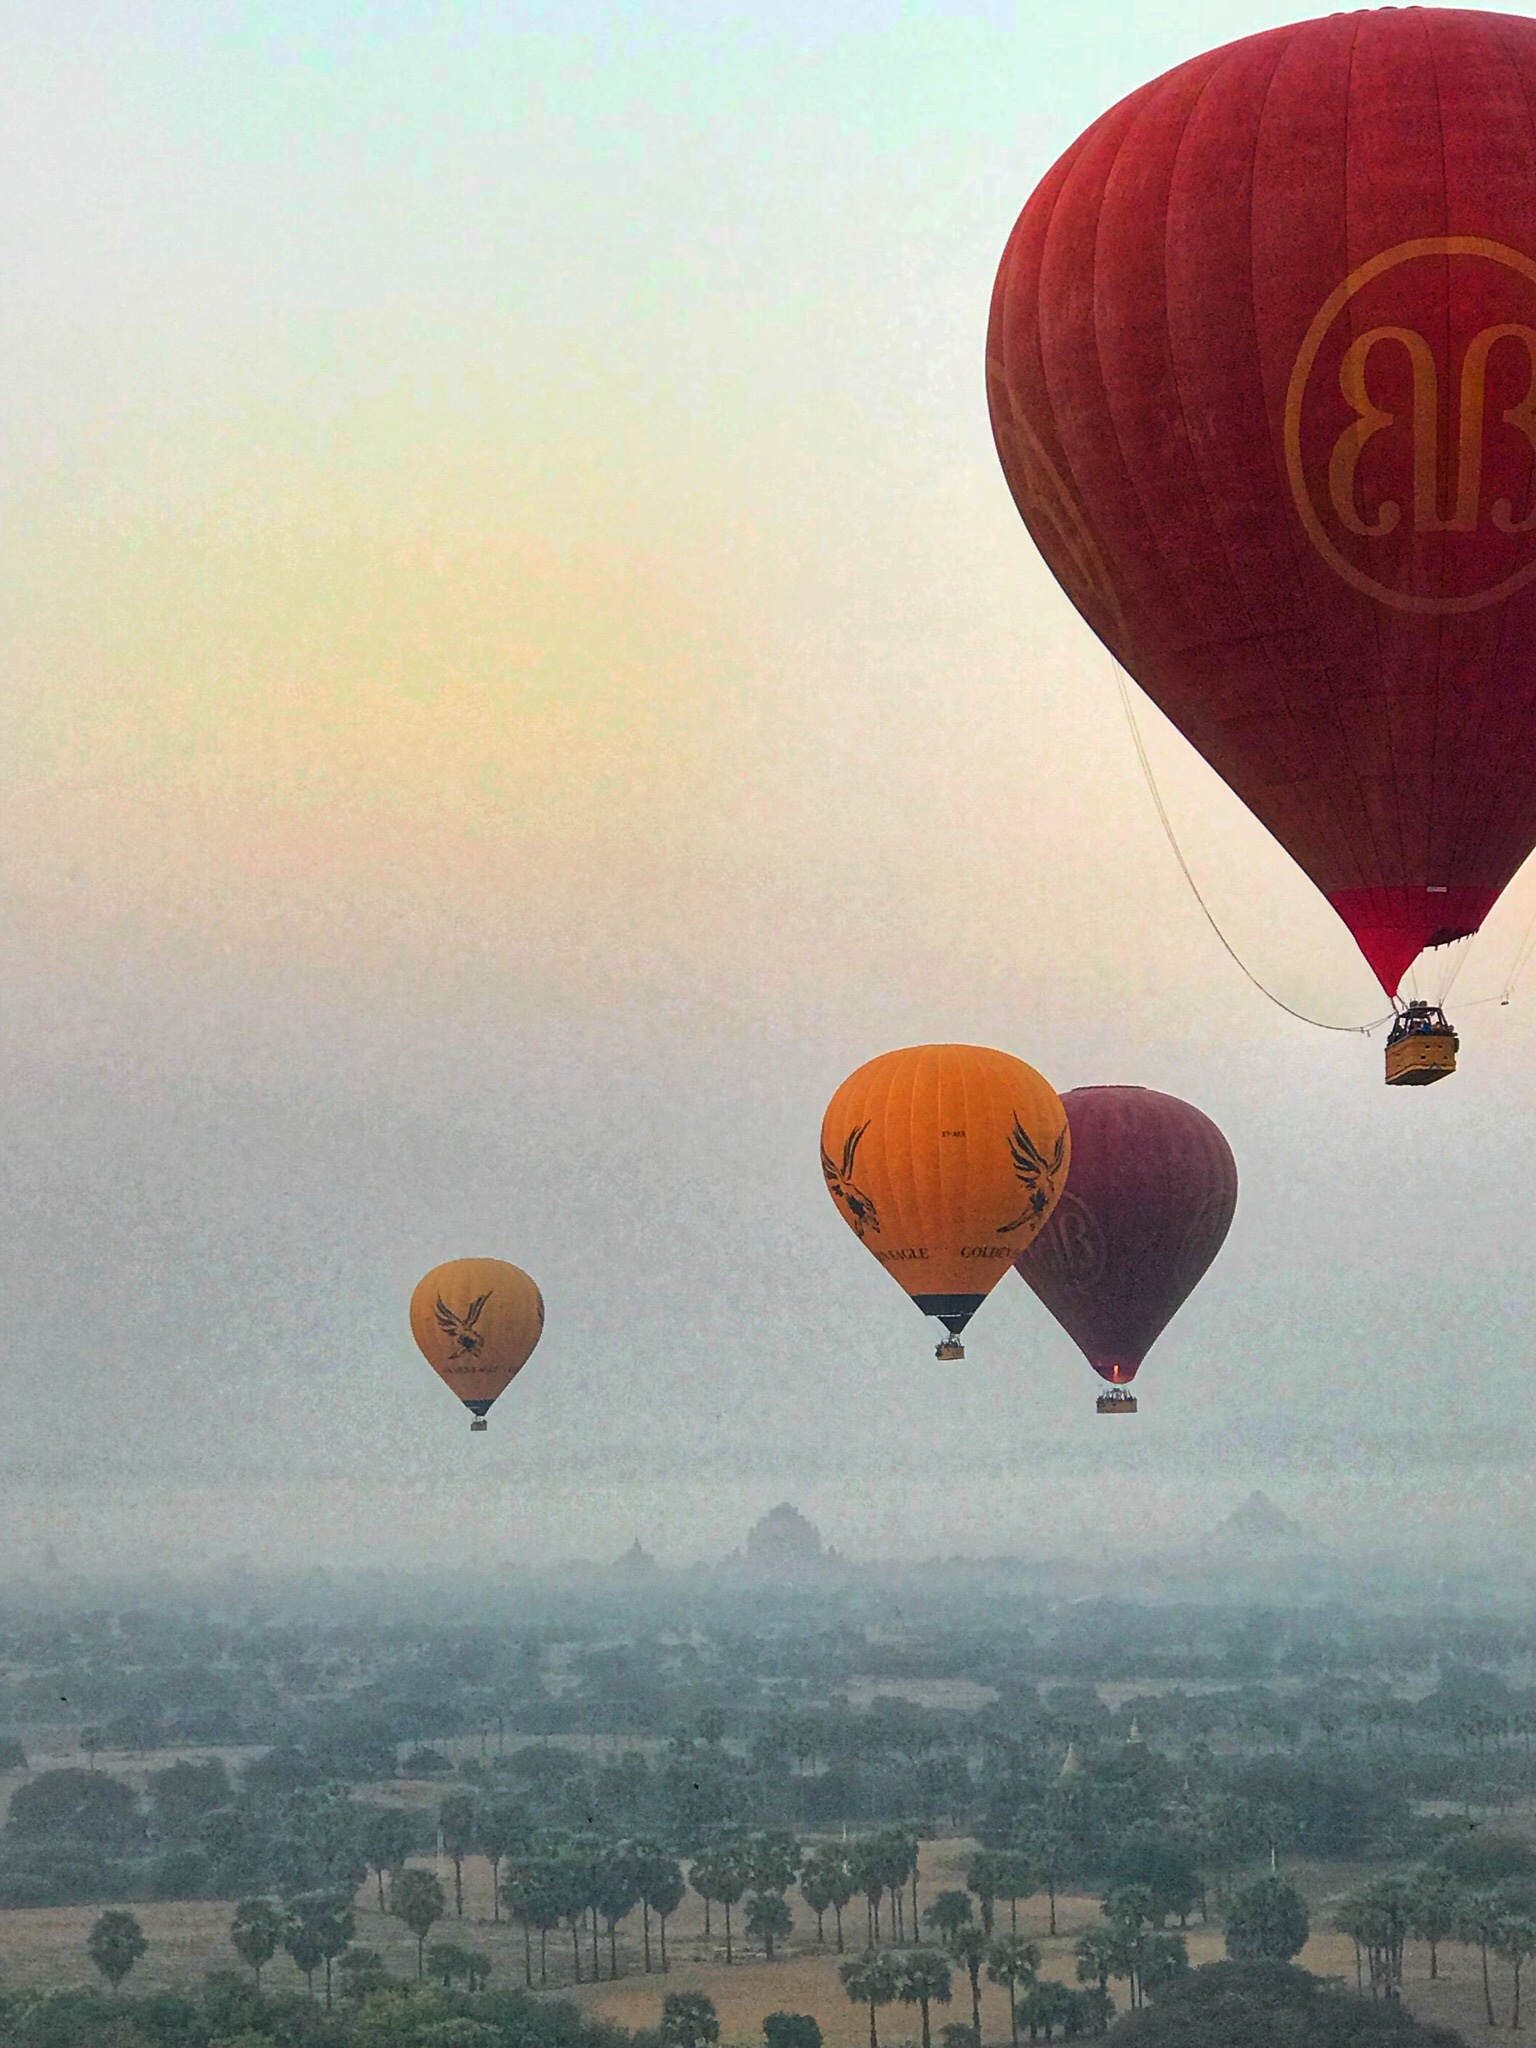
[821,1122,880,1238]
[435,1292,493,1358]
[996,1117,1067,1235]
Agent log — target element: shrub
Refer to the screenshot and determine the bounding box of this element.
[764,2017,823,2048]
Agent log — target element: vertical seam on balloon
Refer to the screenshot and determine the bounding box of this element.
[1032,95,1184,660]
[1444,13,1536,904]
[1112,36,1383,926]
[1160,34,1358,895]
[1229,12,1384,907]
[909,1044,931,1285]
[1142,34,1378,933]
[1342,13,1406,916]
[1289,10,1396,908]
[1086,77,1211,643]
[1421,8,1451,903]
[885,1052,916,1270]
[955,1045,972,1273]
[1261,14,1392,897]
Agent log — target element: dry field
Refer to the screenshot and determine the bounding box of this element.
[837,1683,998,1716]
[0,1835,1517,2045]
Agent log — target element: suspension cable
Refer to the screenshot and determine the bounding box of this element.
[1114,666,1395,1035]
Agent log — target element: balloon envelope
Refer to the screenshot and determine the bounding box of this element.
[821,1044,1070,1335]
[1014,1086,1237,1384]
[988,8,1536,996]
[409,1257,544,1424]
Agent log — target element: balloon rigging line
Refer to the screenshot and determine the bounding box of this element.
[1113,666,1394,1036]
[1499,897,1536,1004]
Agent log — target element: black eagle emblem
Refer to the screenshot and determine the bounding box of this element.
[821,1122,880,1239]
[435,1292,493,1358]
[996,1117,1067,1234]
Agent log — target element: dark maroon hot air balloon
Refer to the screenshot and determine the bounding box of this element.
[988,8,1536,1079]
[1013,1087,1237,1414]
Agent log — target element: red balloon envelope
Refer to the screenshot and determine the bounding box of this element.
[989,8,1536,996]
[1013,1087,1237,1388]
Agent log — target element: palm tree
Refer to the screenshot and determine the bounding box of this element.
[704,1840,749,1963]
[803,1845,856,1952]
[553,1856,589,1983]
[841,1948,902,2048]
[1457,1889,1505,2028]
[363,1810,416,1913]
[635,1844,684,1973]
[438,1791,477,1919]
[501,1864,539,1986]
[947,1923,987,2040]
[995,1853,1035,1936]
[748,1831,803,1899]
[896,1946,953,2048]
[593,1846,641,1979]
[965,1852,1001,1938]
[691,1850,720,1943]
[882,1832,918,1945]
[802,1857,837,1946]
[1407,1865,1462,1980]
[230,1897,282,1989]
[1073,1926,1118,2000]
[287,1890,354,2008]
[650,1861,687,1973]
[1497,1910,1536,2030]
[389,1868,446,1981]
[1019,1823,1066,1938]
[987,1935,1042,2048]
[852,1841,887,1946]
[478,1799,528,1925]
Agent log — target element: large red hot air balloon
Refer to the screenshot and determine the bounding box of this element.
[988,8,1536,1044]
[1013,1087,1237,1413]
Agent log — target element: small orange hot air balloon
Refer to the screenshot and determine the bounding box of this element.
[821,1044,1069,1359]
[409,1258,545,1432]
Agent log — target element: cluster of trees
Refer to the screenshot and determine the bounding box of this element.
[1095,1961,1461,2047]
[0,1968,643,2048]
[1332,1835,1536,2026]
[0,1756,435,1910]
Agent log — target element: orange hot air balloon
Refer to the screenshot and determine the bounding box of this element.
[409,1258,545,1432]
[821,1044,1069,1360]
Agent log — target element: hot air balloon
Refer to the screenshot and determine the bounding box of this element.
[1013,1087,1237,1414]
[409,1258,544,1432]
[987,7,1536,1084]
[821,1044,1069,1359]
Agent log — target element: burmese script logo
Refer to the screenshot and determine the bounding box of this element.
[1028,1192,1107,1293]
[822,1122,880,1240]
[435,1291,492,1359]
[1285,237,1536,614]
[997,1116,1068,1236]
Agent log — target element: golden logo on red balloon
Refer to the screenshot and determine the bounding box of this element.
[1286,237,1536,614]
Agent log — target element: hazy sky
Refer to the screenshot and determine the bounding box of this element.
[5,0,1536,1580]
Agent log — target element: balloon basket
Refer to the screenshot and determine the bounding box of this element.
[469,1417,488,1433]
[1096,1389,1138,1415]
[935,1339,965,1362]
[1385,1003,1458,1086]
